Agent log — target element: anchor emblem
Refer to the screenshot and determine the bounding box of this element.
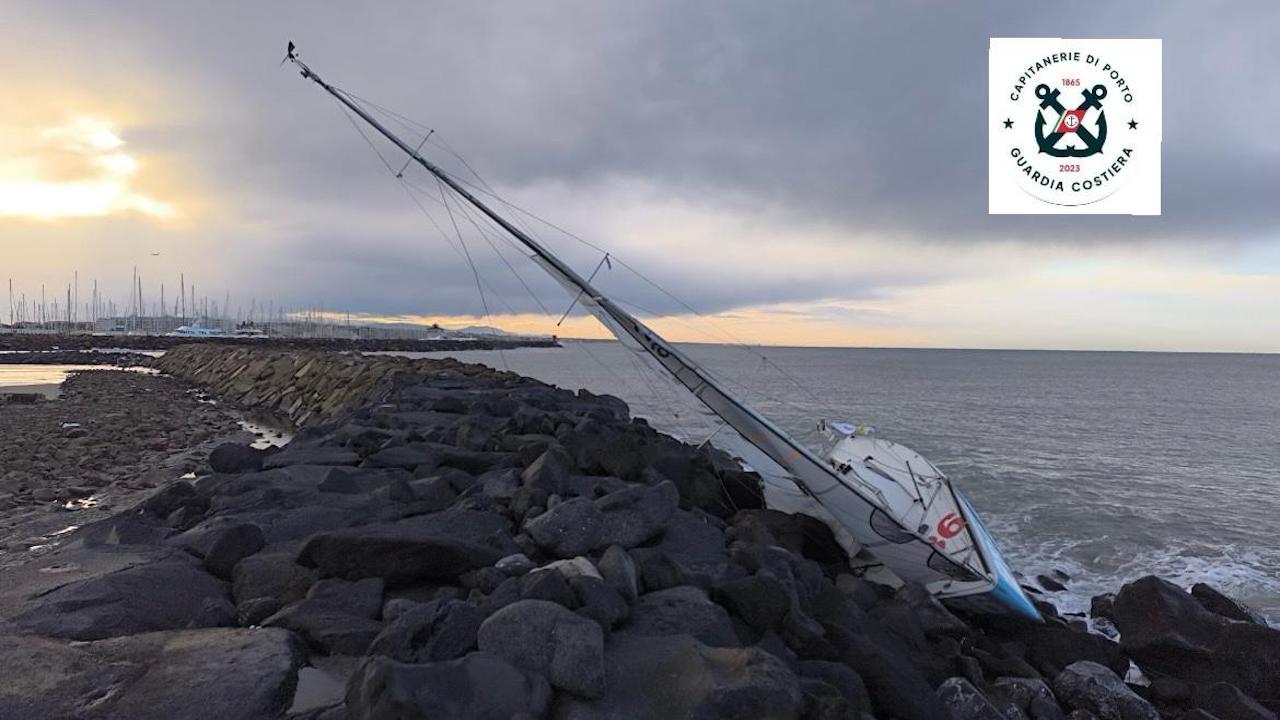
[1034,83,1108,158]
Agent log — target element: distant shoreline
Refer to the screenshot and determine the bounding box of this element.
[0,333,560,355]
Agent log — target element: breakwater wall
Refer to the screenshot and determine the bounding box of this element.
[155,344,513,427]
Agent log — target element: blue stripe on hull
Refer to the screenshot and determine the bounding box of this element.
[954,492,1042,622]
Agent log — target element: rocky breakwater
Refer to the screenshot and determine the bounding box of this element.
[0,349,155,366]
[154,344,508,428]
[1,347,1276,720]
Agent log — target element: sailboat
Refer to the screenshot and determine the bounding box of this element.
[285,46,1041,621]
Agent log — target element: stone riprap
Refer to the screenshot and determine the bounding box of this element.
[155,344,530,428]
[1,345,1275,719]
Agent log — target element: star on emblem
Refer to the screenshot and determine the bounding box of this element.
[1002,118,1014,129]
[1128,119,1139,129]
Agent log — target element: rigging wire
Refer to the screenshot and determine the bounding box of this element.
[333,96,526,353]
[332,85,835,436]
[431,170,836,415]
[321,81,887,572]
[431,174,507,371]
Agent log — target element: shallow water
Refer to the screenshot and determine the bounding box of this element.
[0,365,110,397]
[391,343,1280,618]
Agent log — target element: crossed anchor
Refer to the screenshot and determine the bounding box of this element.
[1034,83,1108,158]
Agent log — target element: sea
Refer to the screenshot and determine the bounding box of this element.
[398,342,1280,619]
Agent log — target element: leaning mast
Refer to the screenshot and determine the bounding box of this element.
[285,45,997,594]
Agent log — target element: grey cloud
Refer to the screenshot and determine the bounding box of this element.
[7,0,1279,319]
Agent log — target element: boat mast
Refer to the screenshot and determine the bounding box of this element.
[286,47,602,313]
[284,45,831,493]
[283,48,994,592]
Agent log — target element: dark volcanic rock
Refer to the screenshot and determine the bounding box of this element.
[593,481,679,548]
[232,550,319,606]
[363,444,439,470]
[344,652,551,720]
[1191,582,1270,625]
[715,573,791,632]
[263,599,383,655]
[624,585,740,647]
[0,628,303,720]
[1112,575,1280,700]
[1008,621,1129,679]
[263,445,359,469]
[597,544,640,602]
[556,632,800,719]
[477,598,605,698]
[209,442,265,473]
[298,510,513,585]
[202,522,265,579]
[1038,574,1068,592]
[305,577,385,619]
[799,660,871,717]
[1052,660,1159,720]
[938,676,1007,720]
[523,497,604,557]
[520,445,575,494]
[823,622,949,720]
[570,574,630,631]
[13,558,231,640]
[522,479,680,558]
[1192,682,1277,720]
[366,598,483,663]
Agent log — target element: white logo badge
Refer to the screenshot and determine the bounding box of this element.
[989,38,1162,215]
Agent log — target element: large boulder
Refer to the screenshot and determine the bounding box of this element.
[521,446,575,494]
[522,483,681,558]
[263,445,359,469]
[937,676,1007,720]
[593,481,679,548]
[1191,583,1270,626]
[716,574,792,632]
[623,585,740,647]
[232,550,319,606]
[262,599,383,655]
[298,510,514,585]
[596,545,640,602]
[476,599,605,698]
[366,599,483,663]
[345,652,551,720]
[1052,660,1159,720]
[523,497,605,557]
[305,577,385,619]
[556,632,800,719]
[798,660,871,717]
[1010,621,1129,678]
[12,559,231,640]
[823,622,948,720]
[0,628,302,720]
[201,523,266,579]
[208,442,265,473]
[1112,576,1280,699]
[1191,682,1277,720]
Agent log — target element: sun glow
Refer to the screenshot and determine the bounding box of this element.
[0,116,177,221]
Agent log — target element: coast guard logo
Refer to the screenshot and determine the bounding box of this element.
[988,38,1161,215]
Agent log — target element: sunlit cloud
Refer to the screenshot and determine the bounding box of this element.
[0,116,177,221]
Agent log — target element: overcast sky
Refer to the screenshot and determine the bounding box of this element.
[1,1,1277,350]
